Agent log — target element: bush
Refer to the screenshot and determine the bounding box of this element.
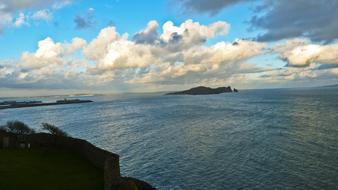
[1,121,35,134]
[41,123,69,137]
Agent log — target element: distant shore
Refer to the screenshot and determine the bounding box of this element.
[0,99,93,110]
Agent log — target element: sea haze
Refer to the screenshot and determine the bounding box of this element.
[1,87,338,189]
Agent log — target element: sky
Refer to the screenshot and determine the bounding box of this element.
[0,0,338,96]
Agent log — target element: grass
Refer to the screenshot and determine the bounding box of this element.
[0,148,104,190]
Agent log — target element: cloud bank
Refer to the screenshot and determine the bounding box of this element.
[0,19,268,91]
[1,18,337,93]
[252,0,338,42]
[177,0,252,15]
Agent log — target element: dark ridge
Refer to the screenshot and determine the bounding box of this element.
[166,86,238,95]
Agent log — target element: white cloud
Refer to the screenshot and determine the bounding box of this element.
[0,11,12,31]
[1,19,267,90]
[21,37,87,69]
[63,37,87,55]
[83,26,122,60]
[2,19,337,92]
[0,65,14,79]
[35,37,61,58]
[32,9,52,21]
[160,19,229,48]
[0,0,72,31]
[52,0,73,10]
[132,19,229,49]
[331,68,338,75]
[274,39,338,67]
[4,19,264,90]
[84,20,263,86]
[14,12,26,27]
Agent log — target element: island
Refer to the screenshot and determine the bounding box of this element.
[166,86,239,95]
[0,99,93,110]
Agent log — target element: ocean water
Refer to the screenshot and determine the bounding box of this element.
[1,87,338,190]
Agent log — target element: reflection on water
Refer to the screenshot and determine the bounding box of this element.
[1,88,338,189]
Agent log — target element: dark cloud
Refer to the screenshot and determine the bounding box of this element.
[0,67,86,90]
[0,79,84,89]
[167,32,184,44]
[1,0,54,12]
[0,0,71,13]
[177,0,251,15]
[74,12,94,29]
[318,64,338,70]
[132,20,190,45]
[176,0,338,42]
[132,21,159,44]
[252,0,338,43]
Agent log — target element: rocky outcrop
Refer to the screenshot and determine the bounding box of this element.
[166,86,237,95]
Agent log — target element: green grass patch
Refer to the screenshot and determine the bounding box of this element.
[0,148,103,190]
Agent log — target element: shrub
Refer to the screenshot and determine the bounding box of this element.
[41,123,69,137]
[2,121,35,134]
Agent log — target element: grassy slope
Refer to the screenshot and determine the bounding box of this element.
[0,148,103,190]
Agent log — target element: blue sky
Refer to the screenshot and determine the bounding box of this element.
[0,0,254,58]
[0,0,337,96]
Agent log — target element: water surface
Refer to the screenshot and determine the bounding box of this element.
[1,87,338,189]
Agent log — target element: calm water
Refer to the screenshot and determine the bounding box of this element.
[1,87,338,190]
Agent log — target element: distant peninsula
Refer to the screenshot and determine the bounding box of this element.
[0,99,93,110]
[166,86,238,95]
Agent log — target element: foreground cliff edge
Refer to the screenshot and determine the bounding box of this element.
[0,129,155,190]
[166,86,239,95]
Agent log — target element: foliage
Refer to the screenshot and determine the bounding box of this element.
[1,120,35,134]
[0,149,103,190]
[41,123,69,137]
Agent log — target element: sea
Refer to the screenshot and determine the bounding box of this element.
[1,87,338,190]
